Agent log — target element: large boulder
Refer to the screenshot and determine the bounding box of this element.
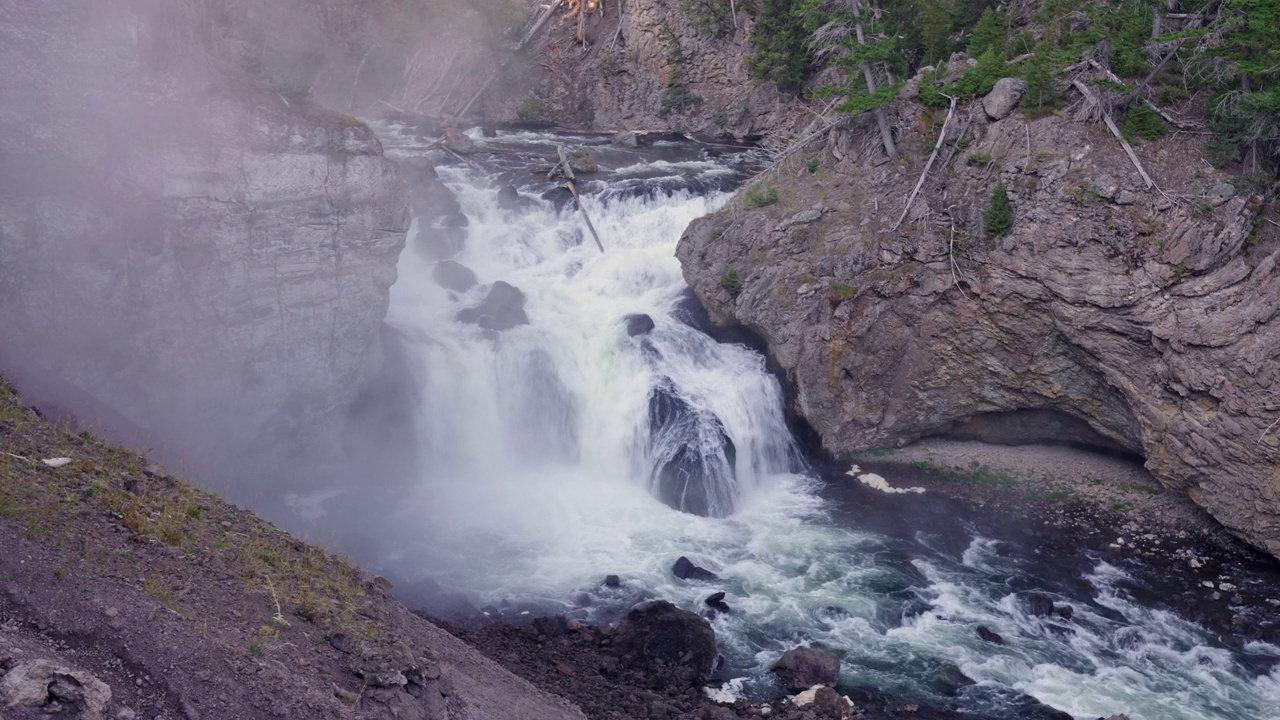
[983,77,1027,120]
[613,601,719,687]
[456,281,529,331]
[646,382,737,517]
[0,659,112,720]
[771,647,841,691]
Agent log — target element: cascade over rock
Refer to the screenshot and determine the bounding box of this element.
[646,381,738,517]
[677,105,1280,558]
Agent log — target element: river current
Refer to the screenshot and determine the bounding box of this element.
[347,126,1280,720]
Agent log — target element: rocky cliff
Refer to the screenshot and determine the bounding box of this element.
[0,1,408,471]
[484,0,812,140]
[677,86,1280,556]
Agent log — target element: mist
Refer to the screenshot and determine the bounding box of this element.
[0,0,521,565]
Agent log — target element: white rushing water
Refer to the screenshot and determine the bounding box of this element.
[356,129,1280,720]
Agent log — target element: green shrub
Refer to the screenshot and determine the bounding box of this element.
[720,268,743,296]
[984,181,1013,238]
[950,48,1011,98]
[830,282,858,301]
[967,8,1006,57]
[747,0,814,93]
[743,183,779,207]
[1123,103,1166,141]
[967,151,992,165]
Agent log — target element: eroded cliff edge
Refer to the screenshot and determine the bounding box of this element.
[0,1,409,468]
[677,97,1280,557]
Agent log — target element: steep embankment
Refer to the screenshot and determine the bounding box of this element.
[0,1,407,469]
[677,76,1280,556]
[0,378,586,720]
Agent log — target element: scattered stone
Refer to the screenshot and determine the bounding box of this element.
[604,574,621,588]
[672,556,719,582]
[976,626,1004,644]
[983,77,1027,120]
[432,260,478,293]
[775,208,823,233]
[771,647,841,691]
[625,314,656,337]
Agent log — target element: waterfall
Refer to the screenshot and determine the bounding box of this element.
[335,127,1280,720]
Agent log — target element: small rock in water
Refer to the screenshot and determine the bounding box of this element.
[603,574,621,588]
[704,592,726,605]
[976,626,1004,644]
[1054,604,1074,621]
[624,313,656,337]
[671,556,718,581]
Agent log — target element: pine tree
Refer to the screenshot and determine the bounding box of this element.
[967,8,1005,57]
[984,182,1012,238]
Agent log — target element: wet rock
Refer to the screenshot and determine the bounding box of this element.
[625,313,656,336]
[1025,593,1055,617]
[416,225,467,261]
[1055,604,1074,621]
[928,663,972,696]
[541,185,574,212]
[771,647,841,691]
[0,659,112,720]
[612,130,639,148]
[432,260,478,292]
[456,281,529,331]
[647,382,738,517]
[976,626,1004,644]
[983,77,1026,120]
[613,600,719,687]
[441,212,469,229]
[567,148,598,174]
[604,574,621,588]
[672,556,719,581]
[443,127,475,154]
[703,592,731,615]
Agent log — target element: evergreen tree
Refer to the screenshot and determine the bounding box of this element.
[967,8,1005,57]
[984,182,1013,238]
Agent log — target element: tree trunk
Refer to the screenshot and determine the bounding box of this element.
[852,0,897,159]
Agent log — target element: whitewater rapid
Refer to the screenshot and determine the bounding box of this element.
[358,128,1280,720]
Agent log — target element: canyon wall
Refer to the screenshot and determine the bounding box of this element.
[677,96,1280,556]
[0,1,408,469]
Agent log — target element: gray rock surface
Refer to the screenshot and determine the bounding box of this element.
[1,659,112,720]
[456,282,529,332]
[983,77,1027,120]
[0,2,407,470]
[677,106,1280,558]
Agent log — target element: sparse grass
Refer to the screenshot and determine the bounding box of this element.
[0,375,373,638]
[913,459,1019,487]
[1117,481,1160,495]
[720,268,743,297]
[742,183,779,208]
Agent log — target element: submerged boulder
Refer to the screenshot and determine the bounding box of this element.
[432,260,477,292]
[646,381,737,517]
[672,556,718,581]
[456,281,529,331]
[613,600,719,687]
[771,647,841,691]
[624,313,656,337]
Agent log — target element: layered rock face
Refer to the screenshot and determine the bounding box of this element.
[490,0,811,139]
[0,2,408,467]
[678,103,1280,555]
